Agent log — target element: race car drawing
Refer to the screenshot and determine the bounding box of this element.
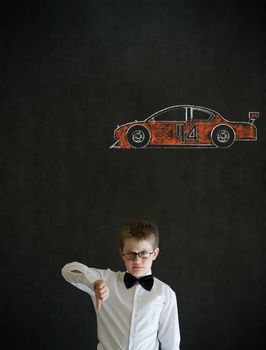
[110,105,259,149]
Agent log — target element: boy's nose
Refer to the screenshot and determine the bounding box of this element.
[134,254,142,262]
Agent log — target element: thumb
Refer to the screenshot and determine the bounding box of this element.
[96,296,102,311]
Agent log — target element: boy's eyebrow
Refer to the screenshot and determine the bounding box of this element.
[124,249,151,253]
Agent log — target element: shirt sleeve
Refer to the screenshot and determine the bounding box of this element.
[61,261,103,296]
[158,287,181,350]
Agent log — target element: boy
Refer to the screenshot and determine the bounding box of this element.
[62,220,181,349]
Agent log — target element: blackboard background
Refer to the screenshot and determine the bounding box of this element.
[2,1,265,349]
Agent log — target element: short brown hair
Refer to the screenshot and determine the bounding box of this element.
[119,220,159,249]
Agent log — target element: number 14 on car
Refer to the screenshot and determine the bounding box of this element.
[176,124,198,143]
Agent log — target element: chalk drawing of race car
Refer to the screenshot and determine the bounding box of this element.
[110,105,259,149]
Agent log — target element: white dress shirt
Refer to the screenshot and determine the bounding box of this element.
[62,262,181,350]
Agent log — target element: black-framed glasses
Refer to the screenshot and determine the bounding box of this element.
[122,250,154,260]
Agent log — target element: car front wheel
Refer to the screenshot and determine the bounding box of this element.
[126,125,151,148]
[211,125,235,148]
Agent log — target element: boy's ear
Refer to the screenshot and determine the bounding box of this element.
[153,247,160,260]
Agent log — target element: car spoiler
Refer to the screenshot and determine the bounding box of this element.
[249,112,259,123]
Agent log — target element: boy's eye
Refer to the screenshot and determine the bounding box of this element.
[139,251,150,258]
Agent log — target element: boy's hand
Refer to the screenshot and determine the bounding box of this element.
[94,280,109,310]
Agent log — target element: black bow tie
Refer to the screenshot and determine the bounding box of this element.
[124,272,154,291]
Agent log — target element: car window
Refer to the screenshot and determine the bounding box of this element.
[152,108,186,121]
[192,109,213,121]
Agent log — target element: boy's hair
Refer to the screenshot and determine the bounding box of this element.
[119,220,159,249]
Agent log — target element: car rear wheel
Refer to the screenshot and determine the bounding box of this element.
[126,125,151,148]
[211,125,235,148]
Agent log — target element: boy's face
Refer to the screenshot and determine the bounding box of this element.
[120,238,159,278]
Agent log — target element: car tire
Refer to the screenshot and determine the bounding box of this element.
[126,125,151,148]
[211,125,235,148]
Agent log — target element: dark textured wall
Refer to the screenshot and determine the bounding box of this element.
[3,1,265,349]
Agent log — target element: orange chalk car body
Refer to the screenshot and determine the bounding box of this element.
[111,105,259,149]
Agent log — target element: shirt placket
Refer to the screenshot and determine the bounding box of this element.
[128,283,140,350]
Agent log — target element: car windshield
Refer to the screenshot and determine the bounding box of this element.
[146,107,186,122]
[192,108,214,121]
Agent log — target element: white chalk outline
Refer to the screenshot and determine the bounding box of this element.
[110,105,259,149]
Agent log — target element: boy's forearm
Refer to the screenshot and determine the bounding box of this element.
[61,262,104,294]
[61,262,95,285]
